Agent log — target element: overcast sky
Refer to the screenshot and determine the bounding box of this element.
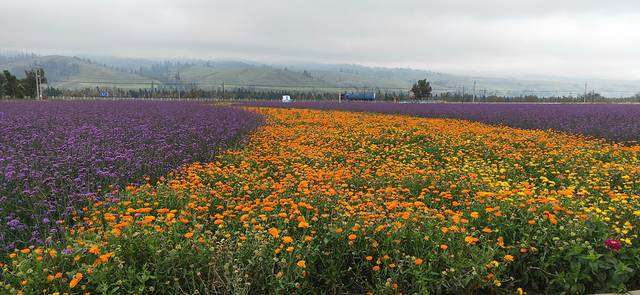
[2,0,640,79]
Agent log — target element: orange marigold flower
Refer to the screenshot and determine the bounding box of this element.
[372,265,380,271]
[268,227,279,238]
[282,236,294,244]
[366,256,373,261]
[69,272,83,288]
[415,258,423,265]
[88,245,100,255]
[504,254,514,262]
[99,252,114,263]
[348,234,357,241]
[183,232,194,238]
[298,221,310,228]
[465,236,479,245]
[20,248,30,254]
[335,228,343,234]
[482,227,493,233]
[470,211,480,218]
[296,260,306,268]
[440,244,448,250]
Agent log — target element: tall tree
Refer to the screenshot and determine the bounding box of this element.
[411,79,432,100]
[3,70,21,98]
[0,72,6,97]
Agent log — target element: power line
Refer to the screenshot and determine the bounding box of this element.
[48,80,640,95]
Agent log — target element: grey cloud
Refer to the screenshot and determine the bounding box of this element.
[1,0,640,79]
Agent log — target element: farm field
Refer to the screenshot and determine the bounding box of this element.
[0,101,262,252]
[1,104,640,294]
[247,102,640,144]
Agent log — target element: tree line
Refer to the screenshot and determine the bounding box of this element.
[4,71,640,103]
[0,69,46,99]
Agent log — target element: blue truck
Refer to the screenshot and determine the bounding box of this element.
[340,92,376,101]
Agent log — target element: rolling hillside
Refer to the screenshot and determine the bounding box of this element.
[179,64,330,89]
[0,55,159,89]
[2,54,640,97]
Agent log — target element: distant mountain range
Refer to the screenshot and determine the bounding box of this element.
[1,53,639,97]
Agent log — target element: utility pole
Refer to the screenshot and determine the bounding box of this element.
[33,67,43,100]
[175,71,181,100]
[473,80,476,103]
[462,86,465,103]
[35,69,41,100]
[584,82,587,103]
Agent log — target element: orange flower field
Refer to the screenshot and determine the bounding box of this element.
[2,107,639,294]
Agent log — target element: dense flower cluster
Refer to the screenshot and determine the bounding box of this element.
[1,107,639,294]
[246,101,640,144]
[0,101,262,251]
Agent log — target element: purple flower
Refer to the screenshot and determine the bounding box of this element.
[245,101,640,144]
[0,100,262,250]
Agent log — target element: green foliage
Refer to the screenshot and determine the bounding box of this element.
[0,72,6,97]
[2,70,21,98]
[411,79,432,100]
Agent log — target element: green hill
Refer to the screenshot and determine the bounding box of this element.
[178,64,331,90]
[2,54,639,97]
[0,55,159,89]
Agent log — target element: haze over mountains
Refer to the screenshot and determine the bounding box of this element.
[2,53,640,97]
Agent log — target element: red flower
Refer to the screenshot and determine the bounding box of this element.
[604,239,622,251]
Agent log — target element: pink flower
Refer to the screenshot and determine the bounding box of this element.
[604,239,622,251]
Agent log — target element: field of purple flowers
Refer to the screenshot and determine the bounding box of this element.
[0,101,261,251]
[247,102,640,144]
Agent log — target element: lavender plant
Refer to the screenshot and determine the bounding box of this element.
[247,102,640,144]
[0,101,261,251]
